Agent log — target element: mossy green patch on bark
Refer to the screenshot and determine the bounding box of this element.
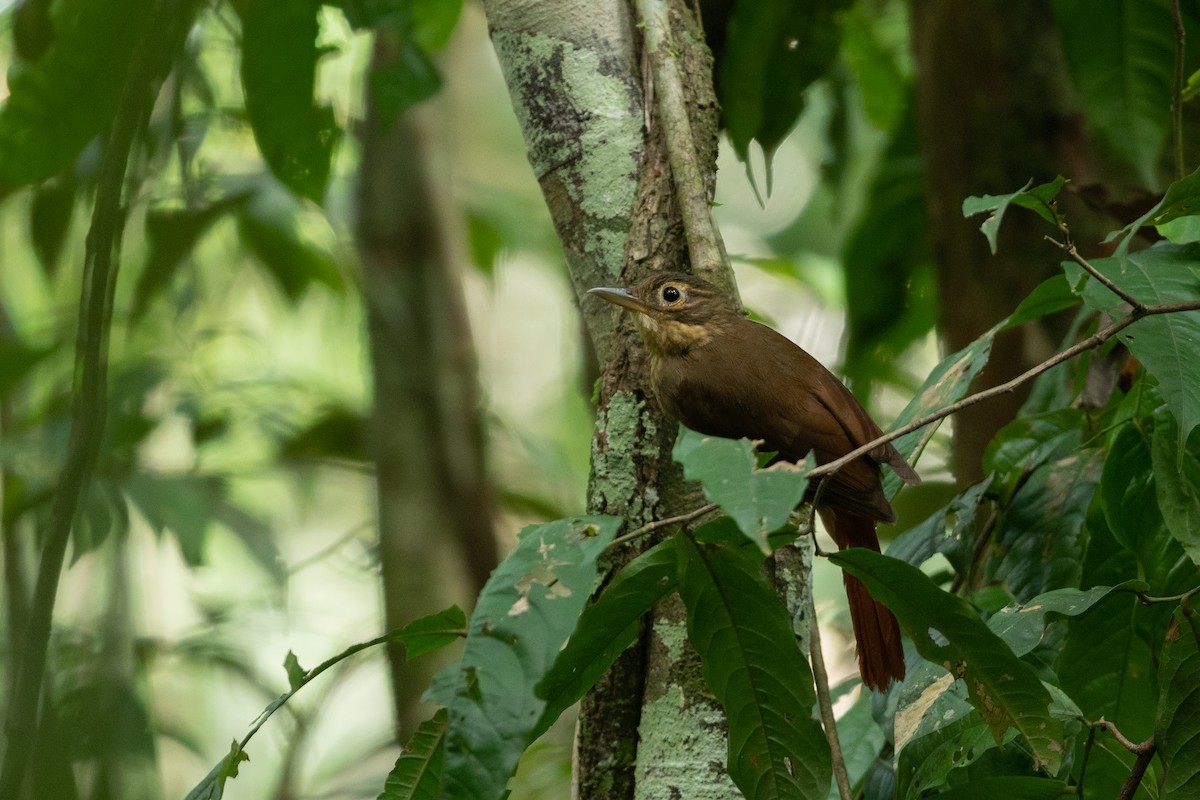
[590,390,661,521]
[634,684,739,799]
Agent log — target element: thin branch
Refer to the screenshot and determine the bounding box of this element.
[605,502,718,552]
[1137,583,1200,605]
[634,0,727,272]
[806,542,853,800]
[808,298,1200,482]
[1090,717,1155,755]
[1047,237,1144,310]
[0,1,197,793]
[1118,744,1156,800]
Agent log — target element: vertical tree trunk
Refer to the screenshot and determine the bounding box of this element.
[357,37,499,738]
[481,1,731,796]
[911,0,1114,483]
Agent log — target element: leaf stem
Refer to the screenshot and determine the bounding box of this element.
[1137,583,1200,605]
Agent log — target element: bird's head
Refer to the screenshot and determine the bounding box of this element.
[588,273,738,355]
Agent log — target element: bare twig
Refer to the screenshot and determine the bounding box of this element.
[808,297,1200,483]
[605,502,718,552]
[1047,237,1144,310]
[1083,717,1157,800]
[0,2,198,794]
[805,542,853,800]
[634,0,728,273]
[1137,583,1200,605]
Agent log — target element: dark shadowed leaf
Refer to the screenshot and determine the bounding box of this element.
[720,0,851,166]
[833,549,1063,772]
[1064,242,1200,447]
[240,0,339,202]
[673,427,809,553]
[123,473,225,566]
[29,176,76,275]
[378,709,447,800]
[933,777,1073,799]
[887,478,989,573]
[279,405,367,462]
[1151,412,1200,566]
[1002,274,1080,331]
[1156,608,1200,798]
[427,516,620,798]
[0,0,151,189]
[0,338,55,399]
[237,184,343,300]
[676,532,830,799]
[533,538,677,740]
[1054,0,1174,184]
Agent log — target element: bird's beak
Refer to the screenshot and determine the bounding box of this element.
[588,286,649,314]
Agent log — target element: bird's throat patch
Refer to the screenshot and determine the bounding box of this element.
[636,315,711,354]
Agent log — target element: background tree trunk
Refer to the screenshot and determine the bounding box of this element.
[357,37,499,738]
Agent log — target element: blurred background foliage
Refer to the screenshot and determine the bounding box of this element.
[0,0,1195,797]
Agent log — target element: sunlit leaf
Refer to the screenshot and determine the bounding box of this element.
[676,532,830,799]
[533,538,677,740]
[378,709,447,800]
[427,516,621,798]
[833,549,1063,772]
[672,427,809,553]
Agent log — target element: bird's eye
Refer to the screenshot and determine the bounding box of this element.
[661,285,682,303]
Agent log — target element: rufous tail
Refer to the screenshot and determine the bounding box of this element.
[820,509,906,691]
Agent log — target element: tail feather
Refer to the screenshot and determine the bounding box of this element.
[820,509,906,691]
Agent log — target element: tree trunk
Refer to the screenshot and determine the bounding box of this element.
[357,36,499,738]
[911,0,1118,484]
[480,1,733,796]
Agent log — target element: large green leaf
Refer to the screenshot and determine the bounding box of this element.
[1151,412,1200,566]
[427,516,621,799]
[1054,0,1174,184]
[832,549,1063,772]
[1064,242,1200,447]
[881,321,1002,500]
[1157,608,1200,798]
[720,0,851,165]
[988,450,1102,602]
[378,710,447,800]
[532,538,678,739]
[886,478,989,574]
[0,0,152,189]
[986,585,1135,658]
[240,0,338,203]
[675,532,830,799]
[672,427,809,553]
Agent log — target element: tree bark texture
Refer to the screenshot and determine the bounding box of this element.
[480,1,733,797]
[357,37,499,739]
[910,0,1121,484]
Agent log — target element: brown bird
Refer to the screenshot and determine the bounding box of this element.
[590,272,920,690]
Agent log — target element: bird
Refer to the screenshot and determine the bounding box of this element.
[589,272,920,690]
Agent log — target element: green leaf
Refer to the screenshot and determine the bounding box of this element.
[1101,423,1162,554]
[1147,162,1200,226]
[184,740,249,800]
[1054,0,1174,184]
[282,651,307,691]
[840,6,908,132]
[240,0,339,202]
[720,0,851,164]
[123,473,226,566]
[1064,242,1200,446]
[135,192,248,318]
[1156,608,1200,798]
[961,176,1067,255]
[987,584,1135,657]
[238,183,343,299]
[1151,412,1200,566]
[1002,274,1081,331]
[378,709,447,800]
[984,407,1086,480]
[932,777,1073,799]
[0,0,152,188]
[881,321,1002,500]
[832,549,1063,772]
[0,338,55,400]
[988,450,1103,601]
[370,42,442,126]
[29,176,76,276]
[675,532,831,799]
[533,539,677,740]
[387,605,467,660]
[672,427,809,553]
[427,516,621,798]
[887,478,989,574]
